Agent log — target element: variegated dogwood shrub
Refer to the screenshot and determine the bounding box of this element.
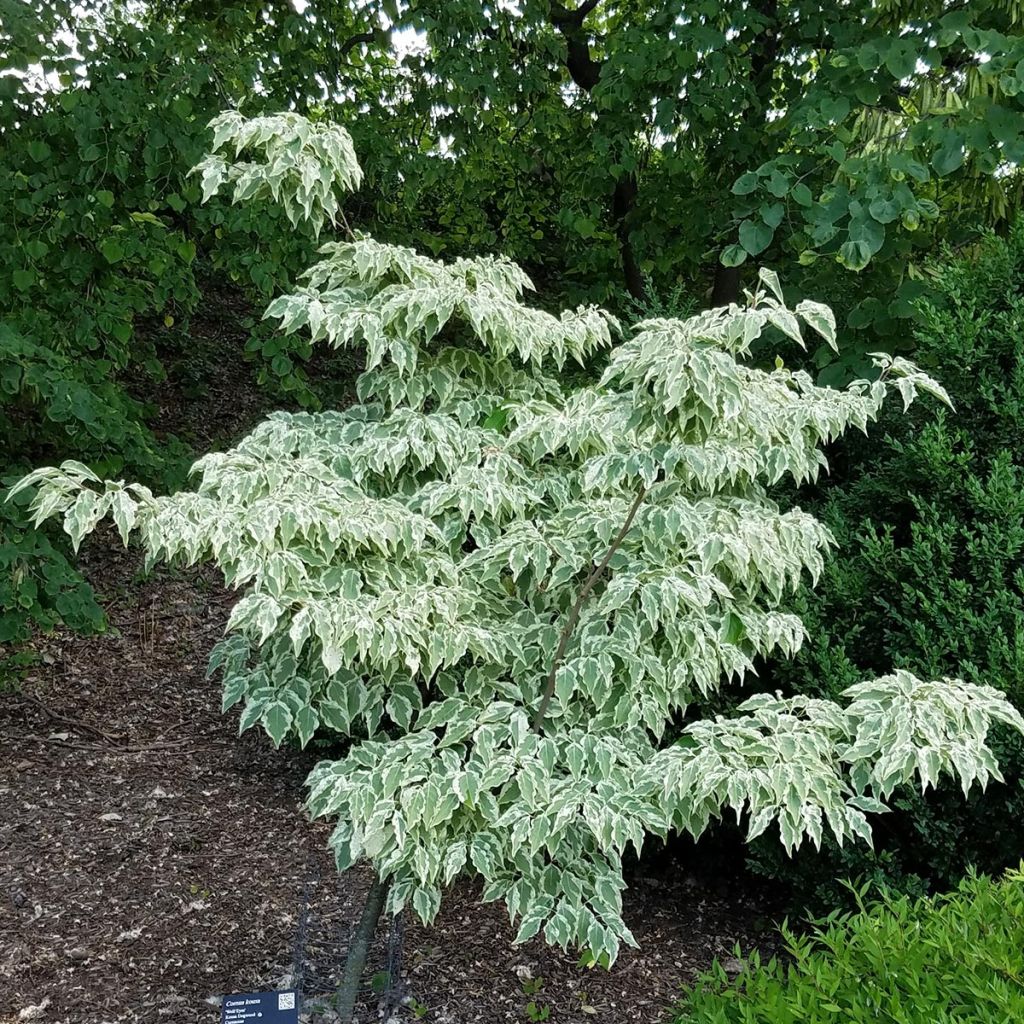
[11,112,1024,967]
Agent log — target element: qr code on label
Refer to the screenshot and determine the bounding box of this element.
[278,992,296,1011]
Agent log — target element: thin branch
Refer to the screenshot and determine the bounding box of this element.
[574,0,604,22]
[338,30,377,58]
[531,485,648,733]
[16,694,126,743]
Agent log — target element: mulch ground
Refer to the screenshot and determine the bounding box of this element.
[1,286,783,1024]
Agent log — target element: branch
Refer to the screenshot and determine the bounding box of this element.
[548,1,603,90]
[338,25,392,59]
[15,694,127,744]
[531,485,648,732]
[748,0,780,108]
[575,0,604,21]
[338,31,375,57]
[550,0,603,25]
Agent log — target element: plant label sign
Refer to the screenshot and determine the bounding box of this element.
[220,991,299,1023]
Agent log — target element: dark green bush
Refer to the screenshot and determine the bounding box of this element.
[674,868,1024,1024]
[0,7,326,650]
[748,228,1024,907]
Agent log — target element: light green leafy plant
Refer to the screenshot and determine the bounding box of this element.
[675,867,1024,1024]
[10,113,1024,968]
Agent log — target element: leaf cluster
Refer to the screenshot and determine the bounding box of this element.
[0,9,350,645]
[747,226,1024,909]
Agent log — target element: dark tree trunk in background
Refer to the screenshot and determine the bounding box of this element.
[612,173,645,301]
[550,0,646,301]
[709,0,780,307]
[711,264,742,307]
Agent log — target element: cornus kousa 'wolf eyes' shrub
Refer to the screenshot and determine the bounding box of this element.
[11,113,1024,971]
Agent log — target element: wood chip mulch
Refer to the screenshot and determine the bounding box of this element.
[0,543,782,1024]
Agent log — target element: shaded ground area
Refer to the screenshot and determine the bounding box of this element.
[0,551,781,1024]
[1,285,782,1024]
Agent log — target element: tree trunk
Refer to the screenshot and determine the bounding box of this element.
[336,875,389,1023]
[549,2,645,300]
[532,484,648,732]
[612,174,645,301]
[709,0,779,309]
[711,263,742,307]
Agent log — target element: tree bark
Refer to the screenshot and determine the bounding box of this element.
[711,264,742,307]
[336,875,389,1024]
[549,1,646,300]
[612,173,645,301]
[709,0,780,304]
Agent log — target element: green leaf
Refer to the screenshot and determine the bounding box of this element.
[932,136,966,175]
[819,96,850,123]
[796,300,838,351]
[761,203,785,229]
[412,885,440,923]
[739,219,774,256]
[826,141,847,162]
[731,172,759,196]
[720,244,748,268]
[12,268,35,291]
[758,267,784,302]
[262,701,294,747]
[99,239,125,264]
[868,198,900,224]
[720,611,745,644]
[838,239,872,271]
[884,39,919,80]
[791,183,813,207]
[294,705,319,747]
[222,675,249,712]
[848,216,885,255]
[482,406,508,430]
[574,216,596,238]
[386,692,414,731]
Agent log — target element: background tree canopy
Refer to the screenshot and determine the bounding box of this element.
[372,0,1024,310]
[108,0,1024,371]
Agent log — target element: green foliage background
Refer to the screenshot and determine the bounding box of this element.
[0,4,324,658]
[747,229,1024,905]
